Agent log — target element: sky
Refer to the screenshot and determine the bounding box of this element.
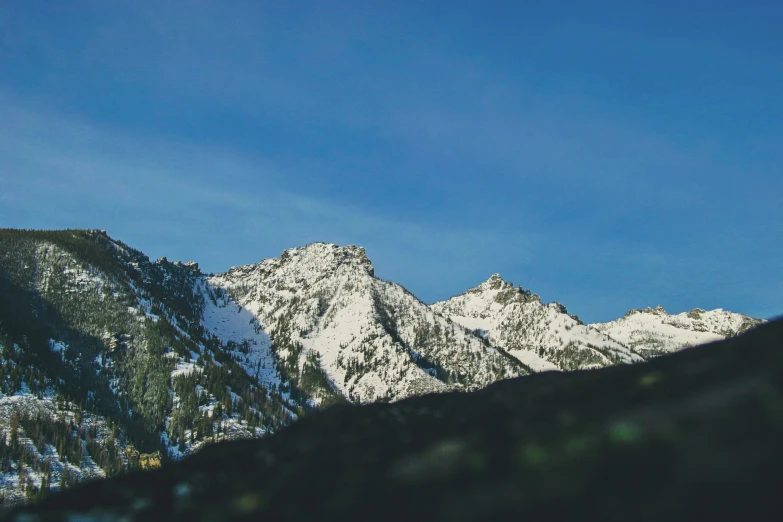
[1,1,781,323]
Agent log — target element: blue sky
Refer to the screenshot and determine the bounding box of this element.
[1,1,781,322]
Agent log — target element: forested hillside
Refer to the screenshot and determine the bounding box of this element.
[0,230,299,504]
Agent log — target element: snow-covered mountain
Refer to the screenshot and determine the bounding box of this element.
[209,243,527,404]
[0,228,767,505]
[590,305,765,357]
[431,274,645,371]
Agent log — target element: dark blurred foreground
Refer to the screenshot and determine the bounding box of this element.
[5,318,783,521]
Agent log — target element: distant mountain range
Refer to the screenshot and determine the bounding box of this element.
[0,229,765,505]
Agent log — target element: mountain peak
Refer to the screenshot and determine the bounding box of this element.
[480,273,508,290]
[221,242,375,283]
[278,242,374,275]
[642,304,668,315]
[625,304,668,317]
[450,274,542,306]
[467,273,518,292]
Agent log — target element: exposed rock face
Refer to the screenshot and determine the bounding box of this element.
[8,318,782,521]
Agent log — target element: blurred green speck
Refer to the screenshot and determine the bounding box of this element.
[233,492,266,514]
[565,437,589,455]
[609,421,641,443]
[638,372,663,387]
[523,444,548,466]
